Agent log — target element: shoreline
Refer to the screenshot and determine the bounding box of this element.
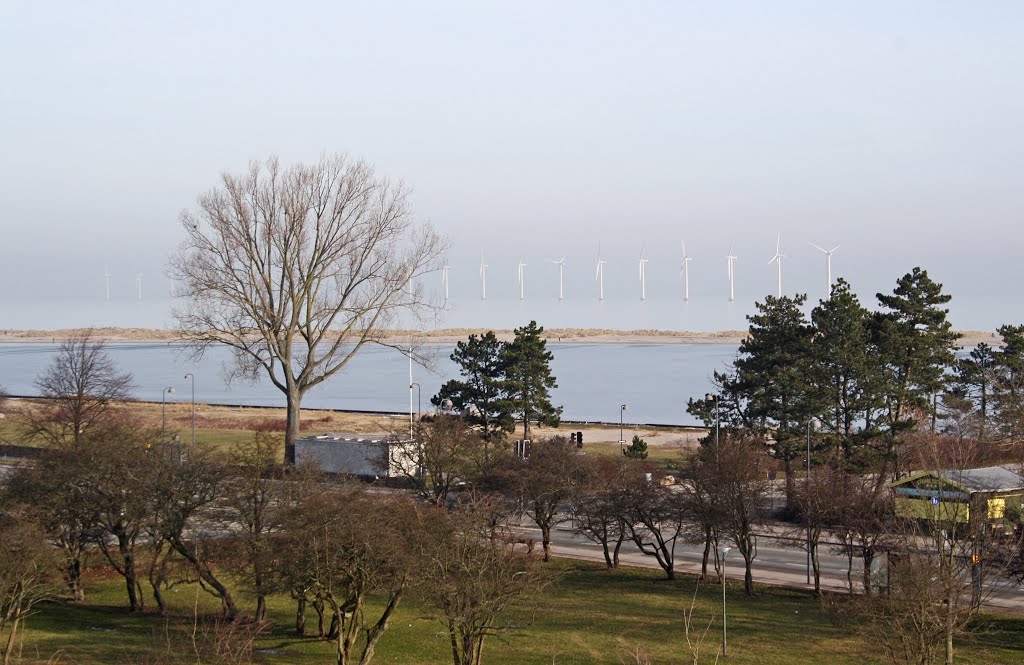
[0,326,1001,347]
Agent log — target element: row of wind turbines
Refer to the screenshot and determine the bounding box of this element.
[443,238,841,304]
[103,267,176,301]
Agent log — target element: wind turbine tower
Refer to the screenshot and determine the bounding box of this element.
[768,234,786,297]
[136,273,143,300]
[595,243,606,302]
[680,241,693,302]
[726,242,738,302]
[517,258,527,302]
[638,246,649,302]
[479,253,488,301]
[551,257,566,301]
[809,243,840,298]
[104,266,111,301]
[441,258,450,304]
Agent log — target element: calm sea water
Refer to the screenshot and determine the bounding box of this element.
[1,292,1020,332]
[1,287,1014,426]
[0,342,738,426]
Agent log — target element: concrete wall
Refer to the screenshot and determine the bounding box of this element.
[295,438,388,477]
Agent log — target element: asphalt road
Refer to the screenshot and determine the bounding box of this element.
[513,520,1024,615]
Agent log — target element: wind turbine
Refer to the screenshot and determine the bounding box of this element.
[551,257,566,301]
[441,258,450,304]
[136,273,143,300]
[680,241,693,302]
[638,246,649,302]
[768,234,786,297]
[726,242,738,302]
[517,258,527,301]
[809,243,840,298]
[595,243,606,302]
[104,266,111,301]
[479,253,488,301]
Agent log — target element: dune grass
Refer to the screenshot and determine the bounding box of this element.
[13,561,1024,664]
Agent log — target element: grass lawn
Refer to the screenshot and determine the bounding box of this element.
[14,561,1024,664]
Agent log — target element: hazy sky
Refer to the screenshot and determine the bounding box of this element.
[2,1,1022,311]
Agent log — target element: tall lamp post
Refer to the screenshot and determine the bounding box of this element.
[161,387,175,435]
[183,373,195,449]
[619,404,629,452]
[410,383,421,426]
[805,417,820,585]
[720,545,733,657]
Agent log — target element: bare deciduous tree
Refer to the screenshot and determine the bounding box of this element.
[224,430,286,623]
[694,432,770,595]
[507,436,585,562]
[4,447,94,601]
[279,486,426,665]
[78,422,157,612]
[418,498,547,665]
[148,444,238,619]
[170,154,447,462]
[794,463,843,596]
[29,332,135,447]
[571,457,630,569]
[393,415,487,506]
[620,467,687,581]
[0,515,60,665]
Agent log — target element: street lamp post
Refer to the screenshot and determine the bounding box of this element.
[806,417,820,585]
[183,373,195,449]
[161,387,175,435]
[619,404,628,452]
[410,383,421,423]
[720,545,733,657]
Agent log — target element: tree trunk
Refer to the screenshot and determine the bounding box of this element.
[612,531,624,568]
[327,611,340,640]
[783,457,795,507]
[540,524,551,562]
[845,538,855,594]
[66,557,85,601]
[255,594,267,625]
[285,390,302,465]
[743,556,754,596]
[295,593,307,636]
[150,577,166,614]
[3,614,19,665]
[448,619,460,665]
[120,538,142,612]
[811,543,821,595]
[314,598,326,638]
[700,530,712,580]
[601,540,613,569]
[862,548,874,596]
[359,589,403,664]
[168,536,238,619]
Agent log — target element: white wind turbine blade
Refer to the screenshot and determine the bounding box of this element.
[809,242,827,254]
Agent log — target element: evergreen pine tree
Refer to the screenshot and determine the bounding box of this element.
[733,294,816,499]
[431,331,513,442]
[872,267,960,484]
[500,321,563,440]
[809,279,884,466]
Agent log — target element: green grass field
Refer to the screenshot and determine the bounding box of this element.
[13,561,1024,664]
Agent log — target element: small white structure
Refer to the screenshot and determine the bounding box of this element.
[294,432,417,478]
